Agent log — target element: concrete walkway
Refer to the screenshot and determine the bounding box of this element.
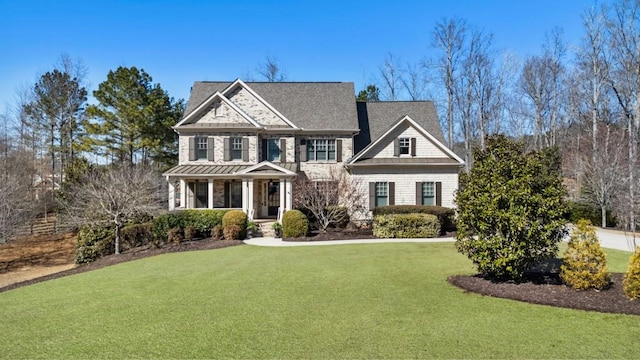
[244,228,639,252]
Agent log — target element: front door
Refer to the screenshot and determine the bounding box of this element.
[262,180,280,217]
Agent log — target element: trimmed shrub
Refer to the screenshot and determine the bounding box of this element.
[373,213,440,238]
[623,248,640,300]
[567,201,616,227]
[75,224,114,264]
[222,210,247,239]
[184,225,196,241]
[120,222,154,251]
[282,210,309,238]
[373,205,456,234]
[211,225,224,241]
[167,227,183,244]
[152,210,228,241]
[223,224,241,240]
[561,220,611,290]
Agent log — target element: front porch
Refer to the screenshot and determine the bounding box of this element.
[164,161,297,220]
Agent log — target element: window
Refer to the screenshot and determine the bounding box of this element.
[267,139,280,162]
[232,137,243,160]
[375,182,388,207]
[422,181,435,205]
[399,137,410,155]
[196,137,208,160]
[307,139,336,161]
[230,182,242,208]
[195,182,208,208]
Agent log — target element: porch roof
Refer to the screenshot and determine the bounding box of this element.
[163,162,298,177]
[347,157,461,166]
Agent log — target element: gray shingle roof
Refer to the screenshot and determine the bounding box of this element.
[163,162,298,176]
[354,101,444,154]
[184,81,359,131]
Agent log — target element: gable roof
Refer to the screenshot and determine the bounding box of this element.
[185,81,359,131]
[354,101,444,154]
[348,114,464,165]
[176,91,260,128]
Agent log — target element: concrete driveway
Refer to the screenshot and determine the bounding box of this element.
[594,228,639,252]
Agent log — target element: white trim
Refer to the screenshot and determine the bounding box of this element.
[347,115,464,165]
[236,161,297,176]
[221,79,299,129]
[175,91,262,128]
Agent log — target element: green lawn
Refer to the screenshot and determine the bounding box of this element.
[1,242,638,359]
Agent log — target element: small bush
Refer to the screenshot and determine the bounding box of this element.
[184,225,196,241]
[152,210,228,241]
[120,222,154,251]
[211,225,224,241]
[282,210,309,238]
[560,220,611,290]
[567,201,616,227]
[75,224,114,264]
[167,227,183,244]
[223,224,241,240]
[372,205,456,234]
[222,210,247,239]
[373,214,440,238]
[623,248,640,300]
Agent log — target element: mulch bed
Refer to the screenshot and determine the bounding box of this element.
[0,239,243,293]
[449,270,640,316]
[284,229,377,242]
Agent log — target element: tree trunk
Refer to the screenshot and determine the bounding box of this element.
[115,223,121,255]
[601,206,607,228]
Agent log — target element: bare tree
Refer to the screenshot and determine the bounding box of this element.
[379,53,402,100]
[401,62,429,101]
[256,56,287,82]
[433,17,467,149]
[293,168,366,232]
[61,165,163,254]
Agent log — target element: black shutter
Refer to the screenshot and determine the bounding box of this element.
[369,182,376,210]
[189,137,196,161]
[224,182,230,208]
[280,138,287,163]
[262,139,268,162]
[410,137,416,156]
[224,138,231,161]
[300,139,307,162]
[336,139,342,162]
[436,182,442,206]
[388,182,395,205]
[394,139,400,156]
[416,182,422,205]
[207,138,214,161]
[242,138,249,161]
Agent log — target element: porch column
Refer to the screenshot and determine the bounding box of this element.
[208,178,214,209]
[242,178,249,214]
[285,178,292,211]
[246,179,254,220]
[279,178,286,214]
[168,179,175,211]
[179,179,186,209]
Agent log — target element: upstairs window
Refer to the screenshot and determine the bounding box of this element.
[307,139,336,161]
[232,137,243,160]
[267,139,280,162]
[197,137,208,159]
[399,137,410,155]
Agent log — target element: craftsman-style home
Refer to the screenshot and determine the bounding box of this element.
[163,79,464,220]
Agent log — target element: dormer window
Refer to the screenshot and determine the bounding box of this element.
[399,138,410,155]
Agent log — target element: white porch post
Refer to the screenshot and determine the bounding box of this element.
[242,178,249,214]
[247,179,254,219]
[285,178,292,211]
[179,179,186,209]
[168,179,175,211]
[208,178,214,209]
[279,178,286,213]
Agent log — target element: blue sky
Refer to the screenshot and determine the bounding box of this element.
[0,0,595,110]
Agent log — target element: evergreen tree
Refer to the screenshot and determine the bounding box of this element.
[560,219,611,290]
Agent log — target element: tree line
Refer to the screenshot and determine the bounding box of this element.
[357,0,640,231]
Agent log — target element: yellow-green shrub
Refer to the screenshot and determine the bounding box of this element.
[282,210,309,238]
[623,248,640,300]
[373,213,439,238]
[560,219,611,290]
[222,210,247,239]
[223,224,241,240]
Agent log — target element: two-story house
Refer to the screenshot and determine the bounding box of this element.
[163,79,464,220]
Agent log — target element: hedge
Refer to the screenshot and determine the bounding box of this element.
[372,205,456,234]
[373,213,440,238]
[75,224,114,264]
[222,210,248,239]
[152,209,229,240]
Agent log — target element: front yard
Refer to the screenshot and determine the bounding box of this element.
[0,242,638,358]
